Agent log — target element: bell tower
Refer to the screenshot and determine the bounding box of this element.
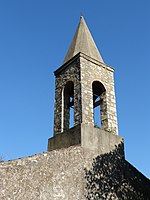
[48,17,120,151]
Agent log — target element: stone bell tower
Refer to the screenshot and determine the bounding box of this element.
[48,17,120,151]
[1,17,150,200]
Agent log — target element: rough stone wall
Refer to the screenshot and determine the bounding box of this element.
[54,56,81,135]
[1,144,150,200]
[80,53,118,134]
[85,143,150,200]
[0,146,87,200]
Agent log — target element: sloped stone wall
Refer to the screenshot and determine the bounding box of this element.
[0,146,88,200]
[0,144,150,200]
[85,143,150,200]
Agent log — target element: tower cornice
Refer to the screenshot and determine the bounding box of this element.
[54,52,114,77]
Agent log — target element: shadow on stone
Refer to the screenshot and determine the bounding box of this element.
[85,142,150,200]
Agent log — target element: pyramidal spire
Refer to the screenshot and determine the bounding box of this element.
[63,16,104,64]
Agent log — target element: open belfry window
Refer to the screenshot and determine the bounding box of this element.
[62,81,74,131]
[92,81,106,128]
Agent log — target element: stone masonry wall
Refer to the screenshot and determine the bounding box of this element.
[80,53,118,134]
[0,146,87,200]
[1,144,150,199]
[85,143,150,199]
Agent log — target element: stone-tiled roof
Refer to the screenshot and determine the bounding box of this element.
[63,16,104,64]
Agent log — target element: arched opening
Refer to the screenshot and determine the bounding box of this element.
[63,81,74,131]
[92,81,106,128]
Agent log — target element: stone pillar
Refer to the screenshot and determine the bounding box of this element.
[53,56,82,135]
[80,54,118,135]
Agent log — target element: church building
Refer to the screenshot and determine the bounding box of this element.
[0,17,150,200]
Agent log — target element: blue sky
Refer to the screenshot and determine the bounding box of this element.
[0,1,150,178]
